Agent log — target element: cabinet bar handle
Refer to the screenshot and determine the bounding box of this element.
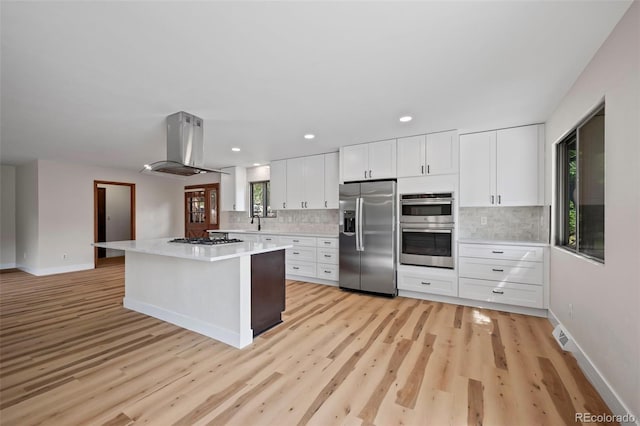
[492,289,504,294]
[293,266,300,270]
[233,203,236,210]
[305,201,308,208]
[293,239,299,242]
[324,254,331,258]
[421,281,431,285]
[421,165,424,174]
[324,241,331,245]
[293,252,300,255]
[301,201,304,208]
[325,201,327,208]
[490,195,494,205]
[498,195,502,204]
[324,270,331,273]
[427,164,430,174]
[492,268,504,272]
[283,202,286,209]
[492,250,504,254]
[364,170,367,179]
[369,170,372,178]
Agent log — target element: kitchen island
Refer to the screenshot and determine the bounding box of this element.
[94,238,291,349]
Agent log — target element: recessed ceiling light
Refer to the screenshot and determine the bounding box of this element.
[253,163,260,166]
[231,147,241,152]
[304,134,315,140]
[399,116,413,123]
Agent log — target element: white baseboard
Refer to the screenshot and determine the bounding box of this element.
[123,297,252,349]
[548,309,639,426]
[287,274,338,287]
[0,262,17,270]
[398,289,548,317]
[17,263,94,276]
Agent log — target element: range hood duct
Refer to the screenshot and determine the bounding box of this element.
[144,111,222,176]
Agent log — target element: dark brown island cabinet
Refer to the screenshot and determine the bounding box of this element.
[250,249,286,336]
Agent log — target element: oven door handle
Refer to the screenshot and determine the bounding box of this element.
[401,228,452,233]
[401,199,452,206]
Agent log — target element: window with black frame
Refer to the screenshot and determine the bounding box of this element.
[250,181,276,218]
[556,104,605,262]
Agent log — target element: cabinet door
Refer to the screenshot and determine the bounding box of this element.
[304,154,325,209]
[221,167,247,211]
[270,159,287,210]
[286,157,306,209]
[459,131,496,207]
[368,139,397,179]
[342,144,368,182]
[496,125,542,206]
[426,131,457,175]
[397,135,425,178]
[323,152,339,209]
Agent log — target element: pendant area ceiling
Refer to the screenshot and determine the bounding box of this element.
[0,1,632,171]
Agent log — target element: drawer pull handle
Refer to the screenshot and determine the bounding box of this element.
[324,241,331,245]
[421,281,431,285]
[293,240,300,243]
[324,270,331,274]
[492,268,504,272]
[492,250,504,254]
[492,289,504,294]
[293,266,300,270]
[293,252,300,255]
[324,254,331,258]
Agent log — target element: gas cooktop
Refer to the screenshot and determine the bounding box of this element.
[169,237,243,245]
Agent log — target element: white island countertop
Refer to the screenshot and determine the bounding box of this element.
[94,238,292,263]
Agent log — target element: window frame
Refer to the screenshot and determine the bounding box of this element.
[250,180,276,218]
[555,102,605,263]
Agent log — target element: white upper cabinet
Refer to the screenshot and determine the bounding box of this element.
[341,139,397,182]
[220,166,247,211]
[269,159,287,210]
[324,152,339,209]
[459,124,543,207]
[286,154,326,209]
[397,131,458,178]
[496,125,543,206]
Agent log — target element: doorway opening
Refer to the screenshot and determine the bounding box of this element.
[94,181,136,268]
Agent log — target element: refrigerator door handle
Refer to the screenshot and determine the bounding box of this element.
[358,197,364,251]
[355,197,361,251]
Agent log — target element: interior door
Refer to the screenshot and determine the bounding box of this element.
[97,187,106,259]
[185,184,219,238]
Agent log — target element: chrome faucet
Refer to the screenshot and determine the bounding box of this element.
[250,214,261,231]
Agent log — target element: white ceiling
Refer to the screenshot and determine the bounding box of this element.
[0,1,632,171]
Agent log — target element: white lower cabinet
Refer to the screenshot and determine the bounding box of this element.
[397,266,457,297]
[458,242,547,309]
[278,235,339,283]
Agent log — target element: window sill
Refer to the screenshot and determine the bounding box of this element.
[551,245,605,266]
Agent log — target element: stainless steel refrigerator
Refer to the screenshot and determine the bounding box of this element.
[339,181,397,296]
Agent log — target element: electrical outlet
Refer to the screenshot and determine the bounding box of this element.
[480,216,487,225]
[568,303,573,319]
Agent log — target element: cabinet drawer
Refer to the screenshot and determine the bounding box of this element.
[279,236,316,247]
[229,233,259,242]
[459,244,544,262]
[317,238,338,248]
[259,235,278,243]
[286,260,316,278]
[317,263,339,281]
[459,278,543,309]
[316,248,338,265]
[286,247,317,262]
[459,257,543,285]
[398,272,457,297]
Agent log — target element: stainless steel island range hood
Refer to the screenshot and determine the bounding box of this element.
[143,111,222,176]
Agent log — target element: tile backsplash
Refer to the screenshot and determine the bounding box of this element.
[458,206,550,242]
[221,209,339,235]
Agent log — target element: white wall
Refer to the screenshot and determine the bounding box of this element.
[25,160,185,275]
[98,184,131,258]
[1,165,17,268]
[546,1,639,419]
[15,162,39,272]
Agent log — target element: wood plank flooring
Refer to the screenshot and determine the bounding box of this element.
[0,266,616,425]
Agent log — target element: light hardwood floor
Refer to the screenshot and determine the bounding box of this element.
[0,266,615,425]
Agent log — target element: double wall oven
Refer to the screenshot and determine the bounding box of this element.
[400,193,455,269]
